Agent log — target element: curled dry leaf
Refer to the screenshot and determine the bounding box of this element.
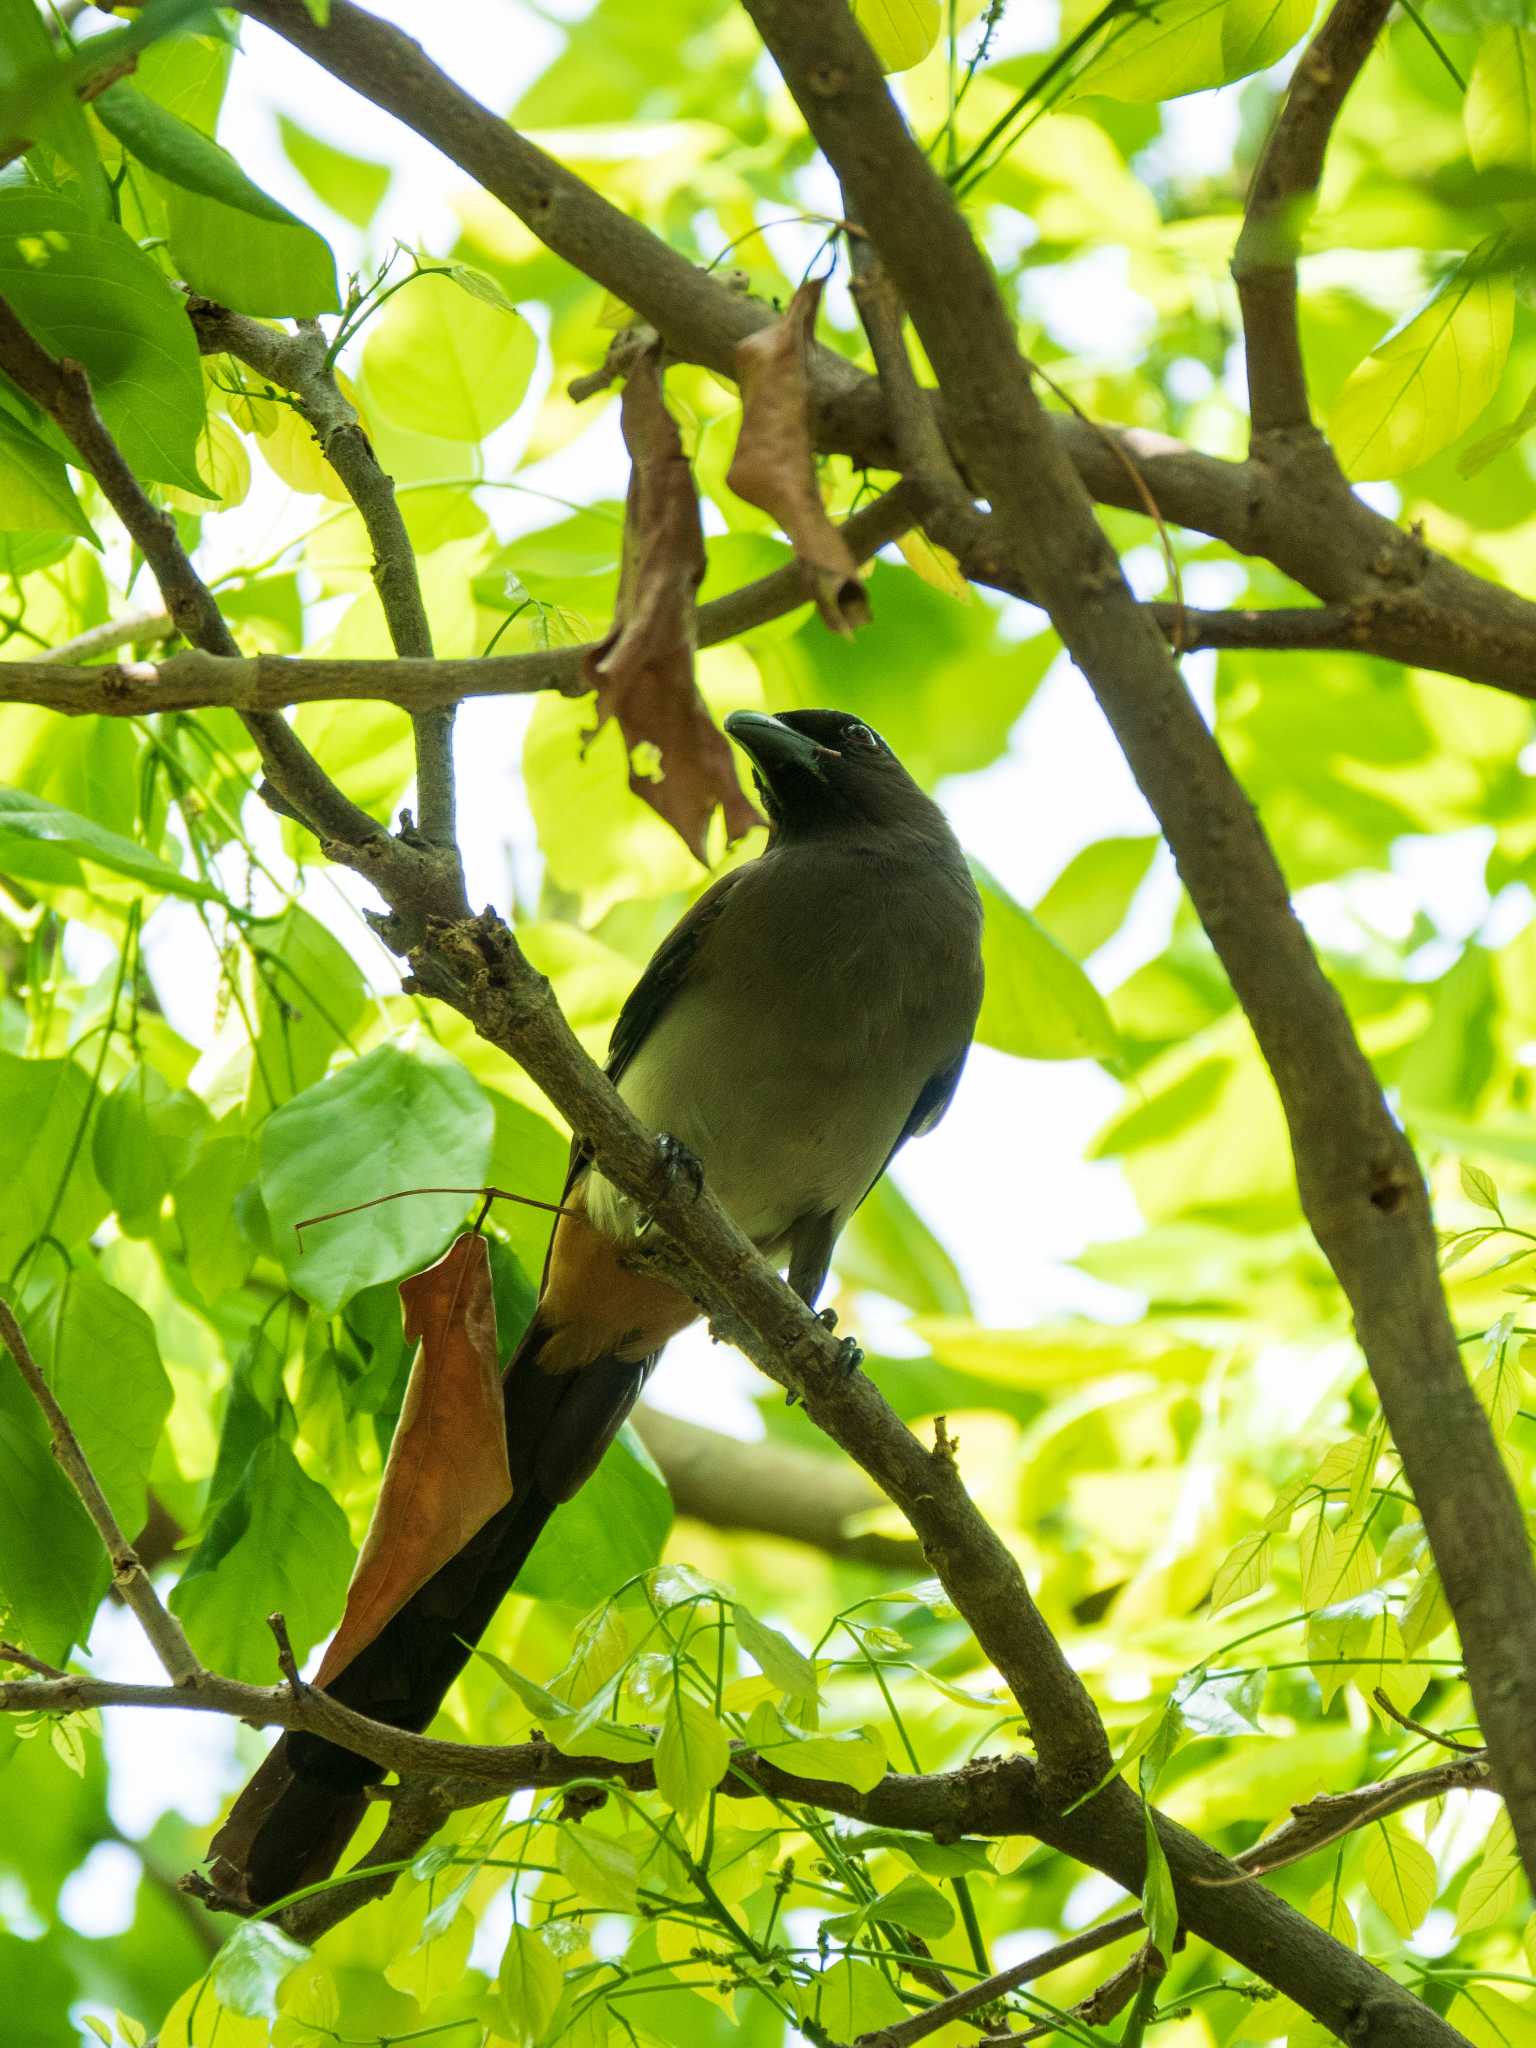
[727,276,872,638]
[314,1231,508,1687]
[582,349,762,861]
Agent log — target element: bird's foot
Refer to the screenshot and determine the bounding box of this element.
[636,1133,705,1235]
[788,1310,862,1399]
[819,1306,863,1375]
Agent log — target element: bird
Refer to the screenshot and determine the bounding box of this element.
[205,707,985,1911]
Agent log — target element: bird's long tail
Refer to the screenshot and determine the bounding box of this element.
[206,1321,651,1913]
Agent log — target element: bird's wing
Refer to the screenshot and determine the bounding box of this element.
[555,866,752,1207]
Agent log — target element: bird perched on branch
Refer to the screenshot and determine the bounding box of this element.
[207,707,985,1910]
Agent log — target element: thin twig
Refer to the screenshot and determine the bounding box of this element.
[0,1641,67,1679]
[1371,1689,1485,1755]
[267,1612,303,1696]
[33,606,175,664]
[857,1912,1145,2048]
[0,1297,203,1686]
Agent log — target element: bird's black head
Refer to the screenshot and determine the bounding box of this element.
[725,709,940,843]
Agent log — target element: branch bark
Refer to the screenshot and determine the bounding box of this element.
[740,0,1536,1912]
[630,1405,925,1570]
[1233,0,1395,437]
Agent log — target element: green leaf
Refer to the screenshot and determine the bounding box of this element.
[1460,1159,1502,1213]
[155,178,340,320]
[734,1602,817,1698]
[808,1959,909,2038]
[0,0,108,216]
[1467,30,1536,178]
[0,1054,111,1270]
[1448,1988,1536,2048]
[0,409,95,539]
[518,1424,673,1608]
[852,0,941,71]
[209,1922,311,2021]
[362,269,538,440]
[1069,0,1312,103]
[1141,1807,1178,1961]
[836,1174,969,1316]
[1362,1823,1437,1937]
[1331,247,1515,480]
[557,1827,640,1913]
[259,1044,494,1313]
[0,188,207,491]
[494,1925,564,2048]
[36,1267,171,1538]
[245,904,371,1113]
[0,786,216,901]
[1456,1846,1524,1933]
[170,1436,355,1681]
[844,1827,995,1879]
[93,1065,210,1236]
[96,84,305,221]
[974,863,1118,1062]
[1209,1531,1271,1612]
[1032,835,1158,960]
[869,1873,955,1939]
[763,1720,888,1793]
[655,1684,731,1819]
[0,1308,107,1662]
[174,1131,258,1302]
[277,115,391,229]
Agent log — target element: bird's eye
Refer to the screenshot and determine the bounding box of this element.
[843,722,879,751]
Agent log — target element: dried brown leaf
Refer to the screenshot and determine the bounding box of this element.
[582,350,761,861]
[314,1232,508,1687]
[727,276,872,637]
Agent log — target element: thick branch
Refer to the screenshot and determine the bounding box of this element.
[1233,0,1395,436]
[743,0,1536,1910]
[191,300,462,859]
[630,1405,924,1570]
[0,295,377,852]
[0,1299,201,1686]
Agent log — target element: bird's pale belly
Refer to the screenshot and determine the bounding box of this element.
[583,991,929,1254]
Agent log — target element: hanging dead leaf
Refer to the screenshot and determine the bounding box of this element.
[314,1232,508,1687]
[727,277,872,637]
[582,348,762,861]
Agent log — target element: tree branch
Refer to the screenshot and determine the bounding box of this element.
[0,482,922,716]
[0,1298,202,1687]
[740,0,1536,1910]
[630,1405,925,1570]
[1233,0,1395,437]
[227,0,1536,714]
[3,1650,1480,2042]
[32,605,174,664]
[190,300,463,862]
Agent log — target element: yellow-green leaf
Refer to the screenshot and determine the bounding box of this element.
[654,1685,731,1819]
[363,269,538,441]
[1448,1988,1536,2047]
[557,1827,640,1914]
[1069,0,1312,104]
[853,0,940,71]
[1468,30,1536,175]
[1456,1848,1524,1933]
[1330,250,1515,479]
[1363,1823,1437,1936]
[494,1925,564,2048]
[1210,1530,1271,1611]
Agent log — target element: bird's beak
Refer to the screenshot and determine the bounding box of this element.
[724,711,836,781]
